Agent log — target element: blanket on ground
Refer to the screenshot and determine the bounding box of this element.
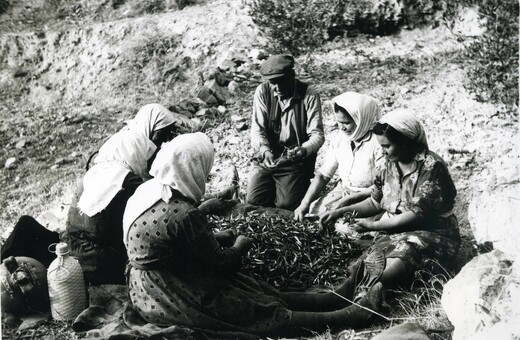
[73,284,260,340]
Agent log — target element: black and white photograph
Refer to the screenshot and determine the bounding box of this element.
[1,0,518,339]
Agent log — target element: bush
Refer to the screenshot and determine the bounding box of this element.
[338,0,401,35]
[399,0,446,28]
[249,0,451,55]
[249,0,344,55]
[0,0,9,15]
[446,0,519,106]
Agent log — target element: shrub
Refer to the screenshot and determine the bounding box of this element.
[0,0,9,15]
[249,0,452,55]
[399,0,447,28]
[337,0,402,35]
[249,0,344,56]
[446,0,519,106]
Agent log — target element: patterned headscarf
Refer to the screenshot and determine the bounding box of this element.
[379,109,429,149]
[78,130,157,216]
[331,92,381,142]
[123,132,214,240]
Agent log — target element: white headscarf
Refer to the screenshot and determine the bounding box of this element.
[122,132,214,240]
[379,109,429,149]
[331,92,381,142]
[124,103,178,138]
[78,130,157,216]
[78,103,180,217]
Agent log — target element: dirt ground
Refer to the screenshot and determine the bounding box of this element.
[1,0,518,339]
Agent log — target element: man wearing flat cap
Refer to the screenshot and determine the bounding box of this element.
[246,54,324,211]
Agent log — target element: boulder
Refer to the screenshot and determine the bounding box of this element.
[468,183,520,258]
[195,85,218,106]
[228,80,240,94]
[441,249,520,340]
[249,48,268,61]
[370,323,431,340]
[205,79,233,105]
[4,157,17,169]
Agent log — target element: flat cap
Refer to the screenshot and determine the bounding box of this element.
[260,54,295,80]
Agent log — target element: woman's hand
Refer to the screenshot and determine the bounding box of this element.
[331,195,351,210]
[214,229,237,248]
[233,235,254,255]
[318,210,341,234]
[294,203,310,222]
[350,220,374,233]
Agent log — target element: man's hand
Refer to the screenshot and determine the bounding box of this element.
[287,146,307,160]
[263,150,276,168]
[294,203,310,222]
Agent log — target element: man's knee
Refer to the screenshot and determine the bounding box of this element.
[274,196,300,211]
[246,171,275,207]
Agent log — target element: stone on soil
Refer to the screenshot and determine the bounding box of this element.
[442,249,520,340]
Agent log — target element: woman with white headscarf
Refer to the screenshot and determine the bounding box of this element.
[65,103,180,285]
[123,132,388,338]
[294,92,384,224]
[319,109,460,292]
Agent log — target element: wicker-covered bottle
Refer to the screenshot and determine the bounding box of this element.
[47,243,87,320]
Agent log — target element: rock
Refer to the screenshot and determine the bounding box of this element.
[370,323,431,340]
[451,7,486,37]
[196,86,219,106]
[13,69,29,78]
[217,105,226,114]
[413,85,427,94]
[36,209,65,233]
[227,136,241,145]
[190,118,202,126]
[176,99,199,114]
[236,122,248,131]
[227,50,249,66]
[400,87,410,95]
[209,69,232,87]
[472,320,520,340]
[196,108,209,116]
[249,48,268,61]
[230,114,245,122]
[50,164,59,170]
[468,184,520,258]
[205,79,233,105]
[5,157,16,169]
[217,59,236,72]
[55,158,67,165]
[441,250,520,340]
[15,140,26,149]
[228,80,240,94]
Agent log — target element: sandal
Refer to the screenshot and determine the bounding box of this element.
[353,248,386,302]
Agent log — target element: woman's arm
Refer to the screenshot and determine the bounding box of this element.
[294,173,330,221]
[183,210,252,274]
[332,187,372,209]
[352,210,421,233]
[318,197,382,231]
